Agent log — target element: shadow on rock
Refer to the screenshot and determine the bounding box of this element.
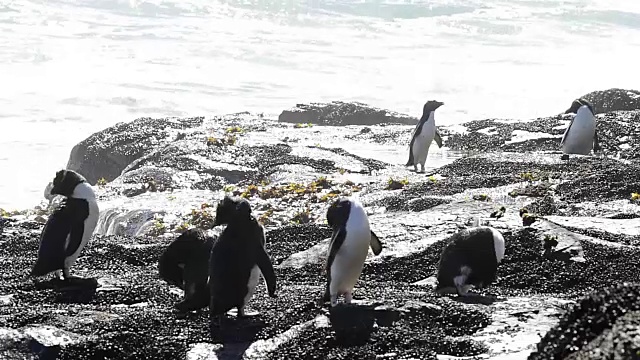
[34,278,98,304]
[210,315,268,359]
[329,303,377,346]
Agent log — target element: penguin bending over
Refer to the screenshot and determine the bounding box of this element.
[560,98,601,159]
[435,226,505,296]
[159,228,214,312]
[406,100,445,173]
[209,196,276,326]
[31,169,100,281]
[323,197,383,307]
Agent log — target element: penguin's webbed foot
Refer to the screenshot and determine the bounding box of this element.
[344,292,353,304]
[330,294,339,307]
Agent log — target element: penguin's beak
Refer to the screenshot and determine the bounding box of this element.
[563,108,572,114]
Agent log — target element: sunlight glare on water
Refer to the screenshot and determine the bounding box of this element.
[1,0,639,209]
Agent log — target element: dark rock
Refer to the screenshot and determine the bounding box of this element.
[509,182,552,198]
[66,116,203,184]
[265,224,333,266]
[328,303,377,345]
[445,108,640,160]
[190,176,224,191]
[312,146,388,172]
[566,311,640,360]
[407,197,450,212]
[581,88,640,114]
[279,101,417,126]
[529,283,640,360]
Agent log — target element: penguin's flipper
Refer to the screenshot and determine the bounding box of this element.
[257,248,277,298]
[327,227,347,270]
[369,231,383,255]
[593,131,601,152]
[560,118,575,146]
[64,200,89,257]
[434,129,443,148]
[406,125,419,166]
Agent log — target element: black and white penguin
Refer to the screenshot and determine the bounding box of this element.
[560,98,601,158]
[435,226,505,296]
[31,169,100,281]
[324,197,383,307]
[406,100,445,173]
[209,196,276,324]
[159,228,214,312]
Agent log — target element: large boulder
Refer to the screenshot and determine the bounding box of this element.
[529,283,640,360]
[66,116,204,184]
[278,101,418,126]
[580,88,640,114]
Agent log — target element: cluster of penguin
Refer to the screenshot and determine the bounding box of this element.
[29,96,598,337]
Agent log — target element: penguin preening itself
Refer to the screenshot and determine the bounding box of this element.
[435,226,505,297]
[209,196,276,326]
[560,98,601,159]
[31,169,100,281]
[159,228,214,312]
[406,100,445,173]
[324,197,383,307]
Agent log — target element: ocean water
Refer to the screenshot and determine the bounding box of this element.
[1,0,640,210]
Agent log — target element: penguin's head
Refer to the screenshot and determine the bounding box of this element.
[213,196,253,226]
[326,197,352,230]
[564,98,594,115]
[422,100,444,118]
[50,169,87,197]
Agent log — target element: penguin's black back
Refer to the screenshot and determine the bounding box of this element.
[159,228,214,288]
[436,227,500,289]
[209,216,265,315]
[31,198,89,277]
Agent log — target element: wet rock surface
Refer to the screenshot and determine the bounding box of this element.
[278,101,417,126]
[529,283,640,360]
[581,88,640,114]
[4,88,640,359]
[66,116,204,184]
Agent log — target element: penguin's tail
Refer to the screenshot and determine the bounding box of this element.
[405,153,414,167]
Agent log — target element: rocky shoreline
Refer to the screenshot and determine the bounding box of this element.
[1,88,640,359]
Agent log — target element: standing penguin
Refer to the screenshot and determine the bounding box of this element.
[209,196,276,326]
[435,226,505,296]
[406,100,445,173]
[324,197,383,307]
[159,228,214,312]
[31,169,100,281]
[560,98,601,159]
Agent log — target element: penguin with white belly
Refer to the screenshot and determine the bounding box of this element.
[208,196,276,332]
[406,100,445,173]
[435,225,505,298]
[560,98,601,159]
[323,197,383,307]
[31,169,100,282]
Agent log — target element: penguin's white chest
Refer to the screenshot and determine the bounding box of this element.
[412,114,436,164]
[562,108,596,155]
[329,210,371,294]
[64,197,99,268]
[243,265,262,306]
